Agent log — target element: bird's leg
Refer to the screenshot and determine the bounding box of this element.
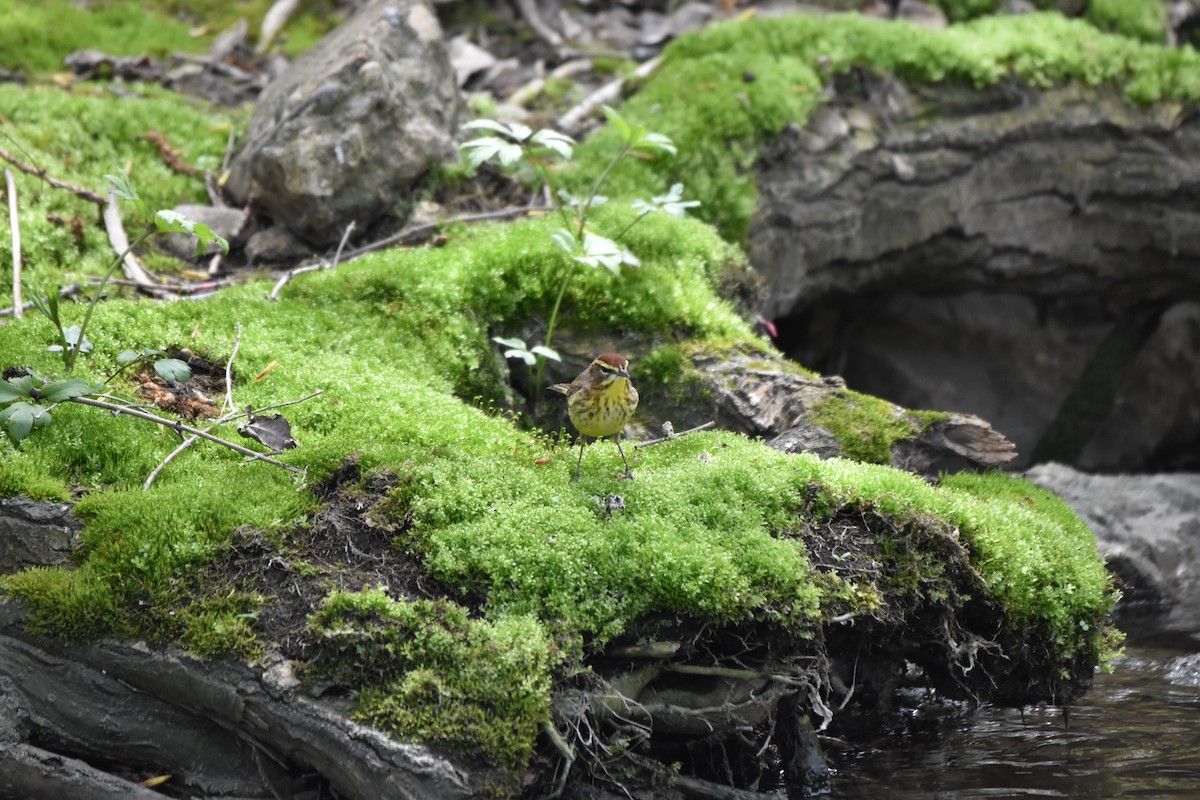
[615,433,633,479]
[573,435,587,482]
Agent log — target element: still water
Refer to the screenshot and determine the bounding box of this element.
[825,630,1200,799]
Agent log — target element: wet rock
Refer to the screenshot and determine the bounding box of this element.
[225,0,461,246]
[764,79,1200,471]
[1024,463,1200,630]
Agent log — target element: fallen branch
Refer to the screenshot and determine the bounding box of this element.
[336,204,554,262]
[633,420,715,449]
[558,56,661,132]
[4,167,20,319]
[0,144,107,207]
[515,0,564,49]
[67,396,306,475]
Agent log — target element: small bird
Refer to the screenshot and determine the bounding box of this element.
[548,352,639,481]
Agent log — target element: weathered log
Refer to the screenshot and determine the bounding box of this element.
[0,599,476,800]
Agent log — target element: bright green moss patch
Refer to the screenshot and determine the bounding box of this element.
[1085,0,1167,44]
[310,589,553,774]
[0,0,202,75]
[0,0,340,77]
[567,11,1200,241]
[0,82,241,308]
[809,389,949,464]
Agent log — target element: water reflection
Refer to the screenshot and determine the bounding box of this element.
[826,633,1200,799]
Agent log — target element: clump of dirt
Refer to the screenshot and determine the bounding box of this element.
[135,349,226,421]
[199,455,450,661]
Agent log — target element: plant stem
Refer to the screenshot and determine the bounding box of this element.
[65,228,155,372]
[576,145,630,239]
[533,257,579,415]
[526,152,573,232]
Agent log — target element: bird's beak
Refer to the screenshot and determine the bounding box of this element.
[617,367,630,379]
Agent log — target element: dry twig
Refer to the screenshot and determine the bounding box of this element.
[633,420,715,449]
[0,144,107,207]
[68,395,305,474]
[558,56,661,132]
[268,220,356,300]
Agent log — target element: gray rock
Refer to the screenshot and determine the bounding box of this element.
[0,497,81,574]
[760,79,1200,471]
[1024,463,1200,631]
[226,0,460,246]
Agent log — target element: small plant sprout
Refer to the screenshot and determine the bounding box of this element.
[492,337,563,367]
[461,105,698,413]
[31,169,229,374]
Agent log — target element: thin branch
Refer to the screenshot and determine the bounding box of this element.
[0,144,107,207]
[0,282,82,318]
[4,168,20,319]
[224,323,243,413]
[557,56,661,132]
[515,0,564,49]
[68,396,305,474]
[268,220,355,300]
[336,204,553,263]
[633,420,715,449]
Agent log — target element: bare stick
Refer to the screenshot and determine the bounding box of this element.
[267,220,355,300]
[103,190,160,289]
[336,204,553,262]
[632,420,715,449]
[515,0,564,49]
[224,323,243,413]
[142,390,322,492]
[0,282,81,318]
[558,56,661,132]
[0,144,107,207]
[4,168,20,319]
[68,396,305,473]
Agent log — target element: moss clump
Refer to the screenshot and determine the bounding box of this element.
[0,0,339,76]
[809,389,949,465]
[565,11,1200,243]
[0,82,241,308]
[309,588,553,775]
[1085,0,1167,43]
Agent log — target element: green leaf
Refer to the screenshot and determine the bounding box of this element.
[40,379,93,403]
[116,349,140,366]
[504,349,537,366]
[576,233,624,274]
[0,402,46,443]
[461,137,524,169]
[0,379,29,403]
[549,228,580,255]
[601,105,632,142]
[7,375,34,397]
[530,128,575,160]
[152,211,230,255]
[154,358,192,382]
[492,336,528,351]
[462,119,532,142]
[103,169,147,219]
[529,346,561,362]
[631,132,676,156]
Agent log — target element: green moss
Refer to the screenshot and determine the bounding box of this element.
[0,0,341,76]
[564,11,1200,242]
[1085,0,1167,44]
[809,390,948,465]
[310,588,552,776]
[0,0,202,75]
[0,83,242,308]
